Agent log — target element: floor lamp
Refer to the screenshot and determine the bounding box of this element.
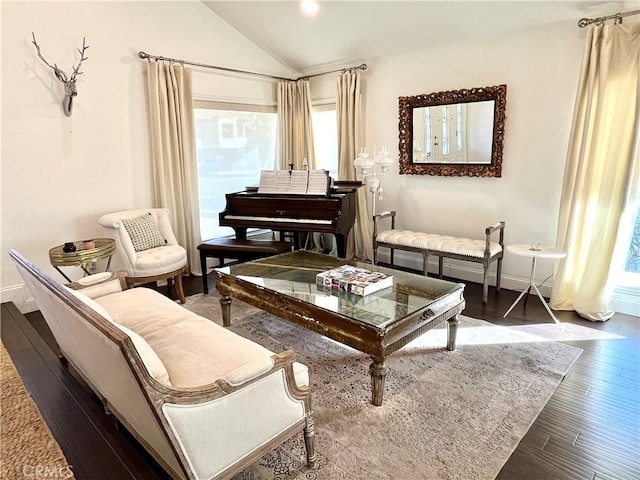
[353,145,393,216]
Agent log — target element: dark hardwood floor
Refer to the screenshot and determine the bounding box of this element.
[1,271,638,479]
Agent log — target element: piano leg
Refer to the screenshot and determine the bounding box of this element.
[233,227,247,240]
[335,233,347,258]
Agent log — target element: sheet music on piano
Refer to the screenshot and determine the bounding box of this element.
[307,170,331,195]
[289,170,309,194]
[257,169,330,195]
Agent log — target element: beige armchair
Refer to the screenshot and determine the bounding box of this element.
[98,208,187,303]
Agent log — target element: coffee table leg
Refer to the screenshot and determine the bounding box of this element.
[369,357,388,406]
[447,314,460,351]
[219,295,232,327]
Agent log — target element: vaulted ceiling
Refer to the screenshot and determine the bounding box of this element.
[203,0,637,74]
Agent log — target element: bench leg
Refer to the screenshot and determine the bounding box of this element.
[422,252,429,276]
[438,256,444,278]
[200,253,209,294]
[482,265,489,304]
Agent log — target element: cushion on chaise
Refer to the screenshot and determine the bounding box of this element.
[94,287,308,389]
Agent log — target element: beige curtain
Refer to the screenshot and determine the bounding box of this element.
[277,80,316,170]
[146,62,202,275]
[550,23,640,321]
[337,71,373,260]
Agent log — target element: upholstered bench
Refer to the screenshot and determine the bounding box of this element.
[198,238,293,293]
[373,211,505,304]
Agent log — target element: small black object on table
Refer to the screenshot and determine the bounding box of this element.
[198,238,293,294]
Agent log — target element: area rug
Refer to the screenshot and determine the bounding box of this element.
[184,293,583,480]
[1,344,74,479]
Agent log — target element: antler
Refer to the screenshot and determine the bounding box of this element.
[31,32,67,82]
[31,33,90,82]
[70,37,89,81]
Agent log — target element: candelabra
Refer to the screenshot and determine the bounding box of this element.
[353,145,393,215]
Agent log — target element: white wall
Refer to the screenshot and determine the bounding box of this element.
[1,1,295,311]
[312,21,586,295]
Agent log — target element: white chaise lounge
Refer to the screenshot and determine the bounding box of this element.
[9,249,316,480]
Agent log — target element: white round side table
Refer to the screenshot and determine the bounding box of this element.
[503,243,566,323]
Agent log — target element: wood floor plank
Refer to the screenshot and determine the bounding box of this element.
[620,365,640,380]
[562,373,640,404]
[529,407,640,470]
[541,397,640,437]
[566,364,640,393]
[497,441,597,480]
[573,348,640,375]
[543,435,640,480]
[574,431,640,471]
[1,303,35,352]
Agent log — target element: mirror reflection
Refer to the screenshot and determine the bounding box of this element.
[412,100,495,164]
[399,84,507,177]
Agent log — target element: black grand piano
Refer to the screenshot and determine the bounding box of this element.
[218,181,362,258]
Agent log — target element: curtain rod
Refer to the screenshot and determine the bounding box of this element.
[137,51,367,82]
[578,9,640,28]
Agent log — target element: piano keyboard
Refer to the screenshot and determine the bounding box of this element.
[225,215,333,225]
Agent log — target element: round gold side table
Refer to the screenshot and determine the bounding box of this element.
[49,238,116,282]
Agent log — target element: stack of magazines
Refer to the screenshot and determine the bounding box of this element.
[316,265,393,296]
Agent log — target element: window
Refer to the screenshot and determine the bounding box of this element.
[312,104,338,179]
[195,101,338,241]
[194,101,277,240]
[424,108,432,158]
[612,197,640,315]
[617,202,640,283]
[623,206,640,273]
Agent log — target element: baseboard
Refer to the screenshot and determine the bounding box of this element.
[611,285,640,317]
[1,284,38,314]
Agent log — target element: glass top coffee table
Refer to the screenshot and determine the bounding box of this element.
[215,250,465,406]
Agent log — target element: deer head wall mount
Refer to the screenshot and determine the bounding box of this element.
[31,33,89,117]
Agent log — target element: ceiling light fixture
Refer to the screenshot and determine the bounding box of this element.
[300,0,319,17]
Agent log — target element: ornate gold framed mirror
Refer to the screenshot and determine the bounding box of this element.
[399,84,507,177]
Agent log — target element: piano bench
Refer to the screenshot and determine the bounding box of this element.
[198,238,293,294]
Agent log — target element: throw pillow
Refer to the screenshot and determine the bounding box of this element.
[122,213,166,252]
[64,286,115,321]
